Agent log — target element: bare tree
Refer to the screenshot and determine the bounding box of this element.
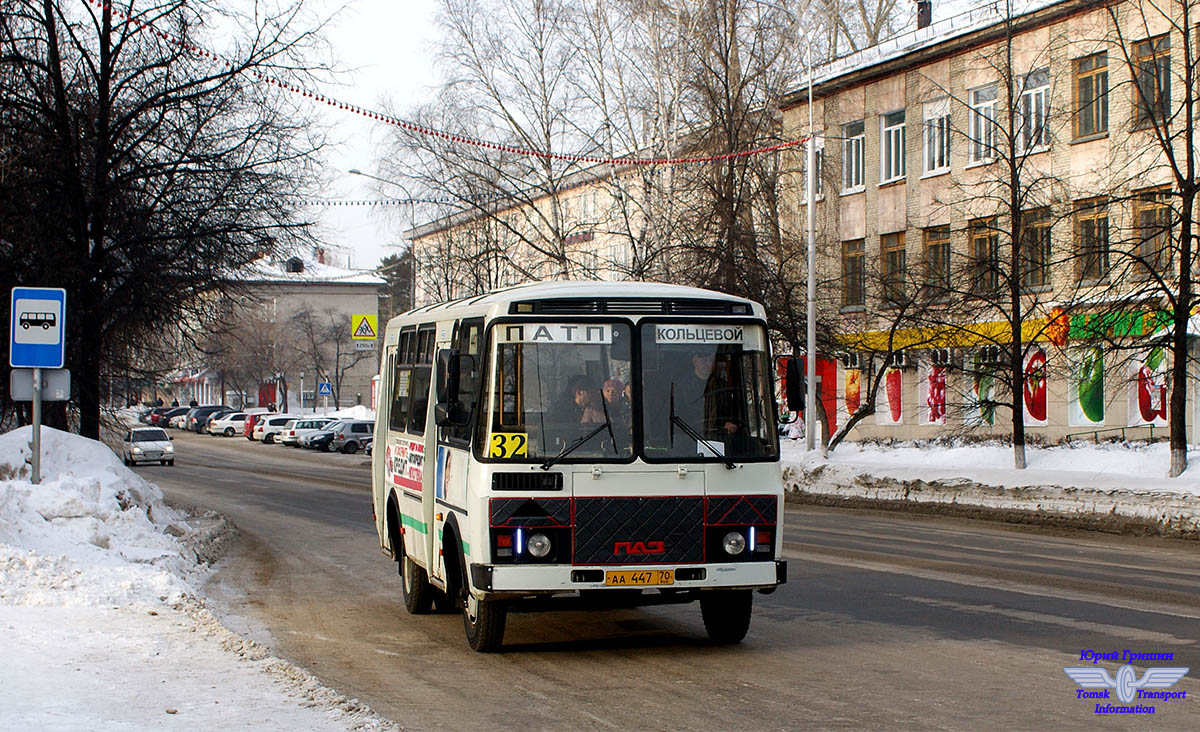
[0,0,330,437]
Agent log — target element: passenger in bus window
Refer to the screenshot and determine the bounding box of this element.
[674,350,740,438]
[573,378,605,424]
[602,378,630,426]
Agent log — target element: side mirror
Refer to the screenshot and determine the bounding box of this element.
[436,348,461,404]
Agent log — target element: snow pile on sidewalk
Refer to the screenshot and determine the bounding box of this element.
[0,426,396,731]
[781,440,1200,536]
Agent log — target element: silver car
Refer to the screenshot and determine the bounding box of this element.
[121,427,175,466]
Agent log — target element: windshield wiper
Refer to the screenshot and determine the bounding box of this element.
[670,384,736,470]
[540,420,610,470]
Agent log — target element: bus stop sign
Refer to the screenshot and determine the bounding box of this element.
[10,287,66,369]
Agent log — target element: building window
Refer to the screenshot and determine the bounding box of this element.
[881,111,906,183]
[843,239,865,307]
[1074,53,1108,138]
[1075,199,1109,282]
[923,226,952,296]
[1018,68,1050,153]
[1134,187,1172,276]
[970,218,1000,294]
[923,99,951,174]
[842,120,865,191]
[1020,207,1051,288]
[881,232,907,304]
[969,85,998,163]
[1134,34,1170,128]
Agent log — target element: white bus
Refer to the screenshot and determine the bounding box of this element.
[371,281,794,651]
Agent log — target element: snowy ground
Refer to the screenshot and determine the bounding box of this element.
[0,425,396,732]
[781,439,1200,534]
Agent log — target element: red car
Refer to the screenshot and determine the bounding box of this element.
[243,412,274,439]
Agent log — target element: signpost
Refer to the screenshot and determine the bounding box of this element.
[10,287,67,485]
[318,381,333,415]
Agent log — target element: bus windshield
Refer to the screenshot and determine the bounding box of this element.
[640,323,777,461]
[486,322,634,460]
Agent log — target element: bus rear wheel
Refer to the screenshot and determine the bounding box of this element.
[699,589,753,644]
[401,555,434,614]
[463,593,507,652]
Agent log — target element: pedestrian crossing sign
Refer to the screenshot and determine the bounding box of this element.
[352,314,378,340]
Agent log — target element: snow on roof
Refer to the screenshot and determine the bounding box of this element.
[237,255,385,286]
[790,0,1069,98]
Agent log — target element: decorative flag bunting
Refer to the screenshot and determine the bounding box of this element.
[82,0,809,167]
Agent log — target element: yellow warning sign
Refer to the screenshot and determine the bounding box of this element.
[352,314,378,340]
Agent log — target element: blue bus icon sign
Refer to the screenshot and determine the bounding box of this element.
[10,287,66,369]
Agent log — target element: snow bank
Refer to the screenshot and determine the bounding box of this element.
[782,440,1200,536]
[0,426,396,731]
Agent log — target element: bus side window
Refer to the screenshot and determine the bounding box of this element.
[408,326,435,435]
[390,329,414,432]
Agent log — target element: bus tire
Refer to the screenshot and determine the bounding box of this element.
[463,593,506,652]
[402,555,434,614]
[699,589,753,644]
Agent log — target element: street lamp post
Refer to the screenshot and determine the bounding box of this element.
[746,1,818,450]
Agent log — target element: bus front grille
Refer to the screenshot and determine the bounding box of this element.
[573,497,704,564]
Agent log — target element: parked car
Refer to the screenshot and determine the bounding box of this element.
[363,436,374,456]
[159,407,189,428]
[243,412,274,439]
[168,412,190,429]
[145,407,172,426]
[120,427,174,466]
[208,412,247,436]
[186,405,232,433]
[330,420,374,454]
[301,420,345,451]
[279,417,336,447]
[254,414,298,444]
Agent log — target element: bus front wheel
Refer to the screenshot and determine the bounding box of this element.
[699,589,753,644]
[401,555,434,614]
[463,593,507,652]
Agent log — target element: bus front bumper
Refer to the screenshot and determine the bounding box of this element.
[470,560,786,593]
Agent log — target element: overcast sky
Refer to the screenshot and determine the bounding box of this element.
[307,0,441,271]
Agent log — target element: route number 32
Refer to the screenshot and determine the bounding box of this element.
[489,432,528,458]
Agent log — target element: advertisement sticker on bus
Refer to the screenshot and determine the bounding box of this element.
[388,439,425,492]
[498,323,611,344]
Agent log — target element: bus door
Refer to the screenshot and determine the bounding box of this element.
[432,318,483,583]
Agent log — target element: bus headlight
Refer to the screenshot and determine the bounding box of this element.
[527,533,552,558]
[722,531,746,556]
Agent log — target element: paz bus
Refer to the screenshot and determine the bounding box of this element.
[371,281,795,651]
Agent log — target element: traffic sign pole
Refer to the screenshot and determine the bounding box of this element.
[32,367,41,485]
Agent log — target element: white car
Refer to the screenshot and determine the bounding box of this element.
[279,417,336,446]
[253,414,298,444]
[168,413,189,429]
[120,427,174,466]
[208,412,247,436]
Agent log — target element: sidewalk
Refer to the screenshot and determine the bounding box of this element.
[780,440,1200,537]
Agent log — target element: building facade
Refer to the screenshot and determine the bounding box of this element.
[780,0,1200,443]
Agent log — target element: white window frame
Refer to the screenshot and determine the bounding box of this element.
[922,98,951,174]
[880,110,906,184]
[1018,68,1050,154]
[842,120,865,192]
[969,84,998,164]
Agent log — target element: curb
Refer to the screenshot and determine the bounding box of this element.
[782,463,1200,540]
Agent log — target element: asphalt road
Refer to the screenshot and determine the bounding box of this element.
[145,429,1200,731]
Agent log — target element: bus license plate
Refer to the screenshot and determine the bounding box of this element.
[605,569,674,586]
